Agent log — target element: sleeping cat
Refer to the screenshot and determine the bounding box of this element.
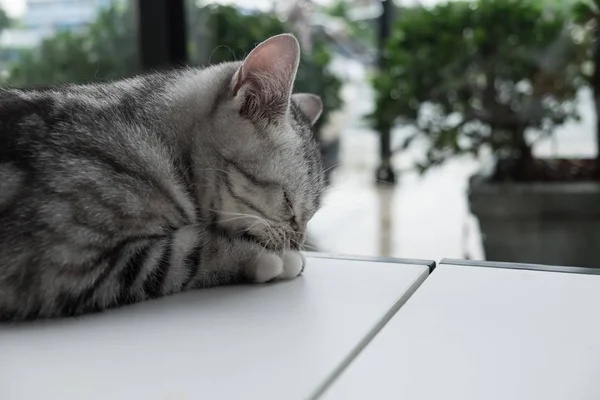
[0,34,325,321]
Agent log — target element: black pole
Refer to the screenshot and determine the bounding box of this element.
[136,0,188,71]
[594,24,600,179]
[376,0,396,184]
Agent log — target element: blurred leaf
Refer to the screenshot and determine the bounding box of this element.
[400,133,418,150]
[572,1,595,24]
[371,0,586,173]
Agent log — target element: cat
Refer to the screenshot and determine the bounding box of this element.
[0,33,325,321]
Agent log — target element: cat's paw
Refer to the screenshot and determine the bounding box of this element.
[279,251,305,280]
[253,252,284,283]
[252,251,305,283]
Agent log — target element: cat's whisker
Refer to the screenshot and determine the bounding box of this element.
[218,215,254,224]
[262,221,278,238]
[286,228,309,237]
[219,214,270,227]
[206,209,269,224]
[256,238,271,261]
[305,173,325,188]
[209,210,261,220]
[288,236,315,251]
[324,162,341,174]
[239,220,267,235]
[306,162,340,186]
[302,162,339,188]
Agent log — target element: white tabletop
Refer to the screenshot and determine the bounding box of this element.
[322,261,600,400]
[0,254,430,400]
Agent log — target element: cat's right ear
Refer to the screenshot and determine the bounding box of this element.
[232,34,300,123]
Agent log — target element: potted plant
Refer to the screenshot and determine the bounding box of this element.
[372,0,599,266]
[573,0,600,177]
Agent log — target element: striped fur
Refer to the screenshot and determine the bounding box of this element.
[0,34,325,320]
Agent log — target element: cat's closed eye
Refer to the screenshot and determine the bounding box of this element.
[283,191,294,212]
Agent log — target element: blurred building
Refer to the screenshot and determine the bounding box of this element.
[1,0,113,75]
[1,0,112,57]
[24,0,112,36]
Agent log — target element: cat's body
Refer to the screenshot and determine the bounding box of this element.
[0,34,325,321]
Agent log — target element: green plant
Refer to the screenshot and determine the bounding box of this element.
[573,0,600,177]
[6,2,137,87]
[187,4,343,133]
[372,0,587,177]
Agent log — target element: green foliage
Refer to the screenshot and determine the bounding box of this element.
[187,4,343,132]
[372,0,587,172]
[572,1,599,87]
[572,1,596,24]
[6,3,137,87]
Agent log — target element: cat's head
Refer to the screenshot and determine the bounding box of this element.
[206,34,326,251]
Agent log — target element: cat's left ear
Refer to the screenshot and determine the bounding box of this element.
[292,93,323,125]
[232,34,300,122]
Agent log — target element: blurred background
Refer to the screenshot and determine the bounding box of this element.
[1,0,599,267]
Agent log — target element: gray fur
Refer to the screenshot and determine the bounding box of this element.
[0,34,325,320]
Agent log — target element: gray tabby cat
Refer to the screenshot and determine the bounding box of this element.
[0,34,325,321]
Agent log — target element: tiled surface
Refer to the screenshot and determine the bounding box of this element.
[308,57,596,262]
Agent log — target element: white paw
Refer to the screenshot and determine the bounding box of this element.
[254,252,284,283]
[252,251,305,283]
[279,251,305,280]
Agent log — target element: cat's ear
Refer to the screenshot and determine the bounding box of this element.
[232,34,300,122]
[292,93,323,125]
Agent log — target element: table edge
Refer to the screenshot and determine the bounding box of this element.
[440,258,600,276]
[304,252,436,272]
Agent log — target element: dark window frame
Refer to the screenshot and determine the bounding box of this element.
[136,0,188,71]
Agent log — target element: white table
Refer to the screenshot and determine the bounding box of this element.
[0,253,431,400]
[321,260,600,400]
